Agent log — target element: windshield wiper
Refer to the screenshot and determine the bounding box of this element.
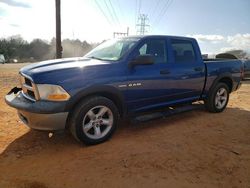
[88,56,103,60]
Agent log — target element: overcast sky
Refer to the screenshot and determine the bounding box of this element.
[0,0,249,54]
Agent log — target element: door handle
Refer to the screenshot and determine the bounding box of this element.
[160,69,170,74]
[194,67,203,72]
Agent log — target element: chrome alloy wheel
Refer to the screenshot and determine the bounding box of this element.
[82,106,114,140]
[215,88,228,109]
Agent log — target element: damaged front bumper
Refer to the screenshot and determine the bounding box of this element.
[5,87,68,131]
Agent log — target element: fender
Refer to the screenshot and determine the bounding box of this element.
[65,85,127,116]
[205,72,233,96]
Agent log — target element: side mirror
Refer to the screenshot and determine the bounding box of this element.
[129,55,154,68]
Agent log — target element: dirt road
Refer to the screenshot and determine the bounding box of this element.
[0,63,250,188]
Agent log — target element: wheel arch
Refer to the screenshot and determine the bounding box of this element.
[210,73,233,93]
[65,85,126,120]
[218,77,233,93]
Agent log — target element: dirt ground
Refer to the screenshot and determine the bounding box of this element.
[0,63,249,188]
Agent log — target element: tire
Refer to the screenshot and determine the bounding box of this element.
[204,82,229,113]
[69,96,119,145]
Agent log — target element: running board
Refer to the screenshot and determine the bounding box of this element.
[132,104,203,123]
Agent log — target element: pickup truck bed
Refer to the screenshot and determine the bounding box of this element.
[204,59,242,96]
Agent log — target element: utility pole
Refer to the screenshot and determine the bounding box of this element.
[55,0,62,58]
[113,27,129,38]
[136,14,150,35]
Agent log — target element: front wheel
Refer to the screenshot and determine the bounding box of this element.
[205,83,229,113]
[69,96,119,145]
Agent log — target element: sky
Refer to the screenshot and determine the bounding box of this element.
[0,0,250,54]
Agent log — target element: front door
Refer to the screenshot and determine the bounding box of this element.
[125,38,171,112]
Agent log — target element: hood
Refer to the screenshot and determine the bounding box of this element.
[20,57,110,76]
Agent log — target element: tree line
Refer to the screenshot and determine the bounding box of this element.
[0,35,95,63]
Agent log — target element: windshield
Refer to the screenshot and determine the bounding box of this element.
[85,38,138,61]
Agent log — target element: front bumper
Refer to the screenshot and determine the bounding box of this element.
[5,88,68,131]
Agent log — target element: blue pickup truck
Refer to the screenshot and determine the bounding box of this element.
[5,35,243,145]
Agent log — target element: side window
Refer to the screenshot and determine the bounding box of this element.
[171,40,196,62]
[139,44,147,55]
[138,40,167,64]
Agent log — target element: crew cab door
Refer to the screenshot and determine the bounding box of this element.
[125,38,172,112]
[125,37,205,113]
[166,38,206,101]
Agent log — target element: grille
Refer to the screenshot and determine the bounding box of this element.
[24,77,32,86]
[20,74,38,101]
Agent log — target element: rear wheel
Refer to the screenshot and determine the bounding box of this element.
[69,96,119,145]
[205,83,229,113]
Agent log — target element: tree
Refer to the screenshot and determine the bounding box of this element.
[29,39,50,61]
[0,35,94,62]
[0,35,27,61]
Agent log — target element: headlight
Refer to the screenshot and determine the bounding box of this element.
[36,84,70,101]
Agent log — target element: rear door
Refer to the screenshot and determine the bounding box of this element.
[167,38,206,100]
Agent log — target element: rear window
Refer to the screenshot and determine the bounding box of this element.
[171,39,196,62]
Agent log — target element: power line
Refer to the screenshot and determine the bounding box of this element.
[153,0,173,27]
[149,0,162,22]
[115,0,124,21]
[135,0,138,27]
[103,0,118,26]
[108,0,120,26]
[153,0,170,24]
[94,0,113,26]
[135,0,142,30]
[138,0,142,17]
